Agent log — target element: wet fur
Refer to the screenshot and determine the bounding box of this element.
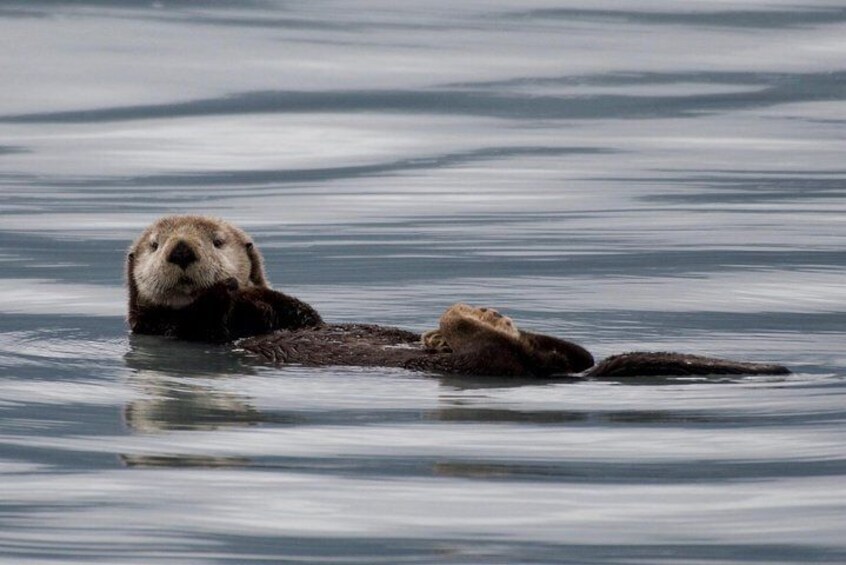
[128,216,790,378]
[127,215,322,342]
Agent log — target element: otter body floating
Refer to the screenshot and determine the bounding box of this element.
[127,215,790,378]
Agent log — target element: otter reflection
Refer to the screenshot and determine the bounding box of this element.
[122,335,267,468]
[120,334,774,475]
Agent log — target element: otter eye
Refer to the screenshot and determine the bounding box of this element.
[150,241,159,251]
[212,237,224,248]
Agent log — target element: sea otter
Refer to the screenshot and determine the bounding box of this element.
[127,215,790,378]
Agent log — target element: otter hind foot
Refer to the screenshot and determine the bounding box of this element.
[585,352,791,378]
[437,303,521,350]
[434,303,595,376]
[423,305,519,353]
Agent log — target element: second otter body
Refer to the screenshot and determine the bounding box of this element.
[238,323,789,378]
[127,215,790,379]
[238,323,597,378]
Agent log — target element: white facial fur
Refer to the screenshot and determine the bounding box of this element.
[130,216,260,308]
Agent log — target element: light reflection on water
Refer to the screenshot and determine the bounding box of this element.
[1,1,845,563]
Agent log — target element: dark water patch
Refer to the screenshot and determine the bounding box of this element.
[428,458,846,484]
[1,529,840,565]
[431,406,846,428]
[109,402,846,432]
[0,192,233,211]
[0,442,121,471]
[589,310,845,338]
[124,6,846,33]
[0,172,30,180]
[140,12,353,32]
[0,362,117,382]
[506,6,846,30]
[704,169,846,175]
[114,454,846,484]
[29,146,613,189]
[0,333,126,377]
[605,172,846,205]
[125,334,258,376]
[646,191,845,205]
[5,70,844,124]
[0,7,51,19]
[447,70,790,89]
[0,145,28,156]
[0,531,446,565]
[0,0,271,8]
[0,314,125,339]
[273,244,846,284]
[134,538,843,565]
[0,231,126,284]
[1,402,128,438]
[135,9,484,35]
[799,117,846,126]
[649,172,846,190]
[3,430,843,484]
[1,350,124,373]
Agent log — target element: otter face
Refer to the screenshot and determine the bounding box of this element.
[128,215,267,308]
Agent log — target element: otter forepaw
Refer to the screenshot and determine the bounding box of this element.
[421,329,452,352]
[195,278,239,302]
[233,287,324,331]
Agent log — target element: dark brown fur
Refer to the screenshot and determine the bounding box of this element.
[128,277,323,342]
[127,215,322,342]
[237,323,596,377]
[237,318,788,378]
[584,351,789,377]
[128,216,790,378]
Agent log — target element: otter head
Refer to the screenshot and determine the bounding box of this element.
[127,215,268,309]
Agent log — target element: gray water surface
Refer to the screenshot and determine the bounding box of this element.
[1,2,845,563]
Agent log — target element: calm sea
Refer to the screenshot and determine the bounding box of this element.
[1,1,845,563]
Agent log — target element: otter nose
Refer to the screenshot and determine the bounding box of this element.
[167,240,197,270]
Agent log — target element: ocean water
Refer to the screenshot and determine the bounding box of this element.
[1,1,845,563]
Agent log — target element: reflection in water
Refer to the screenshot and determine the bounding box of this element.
[122,376,261,433]
[434,371,772,391]
[124,333,254,376]
[118,453,252,468]
[122,335,263,467]
[119,335,815,482]
[429,407,719,426]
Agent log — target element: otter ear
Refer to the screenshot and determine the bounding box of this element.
[245,241,268,287]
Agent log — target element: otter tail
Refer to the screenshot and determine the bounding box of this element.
[584,352,790,378]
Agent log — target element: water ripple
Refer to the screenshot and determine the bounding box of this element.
[1,1,845,563]
[4,70,845,123]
